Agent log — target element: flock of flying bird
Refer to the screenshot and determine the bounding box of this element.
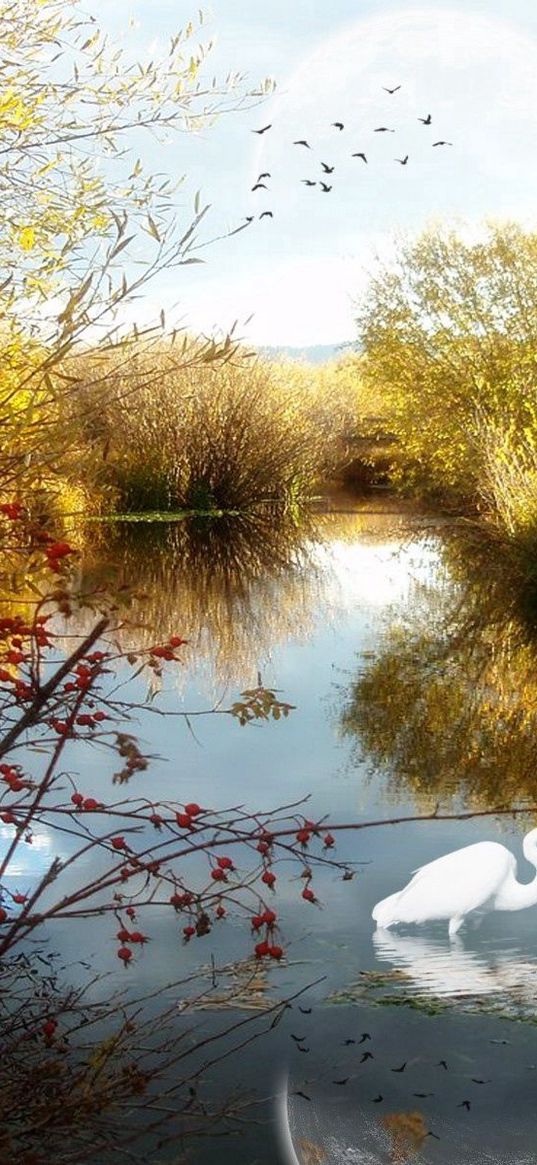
[245,84,453,223]
[289,1016,517,1143]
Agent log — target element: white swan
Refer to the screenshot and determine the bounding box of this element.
[372,828,537,938]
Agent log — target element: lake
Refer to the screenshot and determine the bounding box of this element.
[5,491,537,1164]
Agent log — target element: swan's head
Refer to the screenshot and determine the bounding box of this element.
[522,828,537,863]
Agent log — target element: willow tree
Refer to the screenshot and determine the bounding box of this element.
[0,0,272,504]
[354,223,537,503]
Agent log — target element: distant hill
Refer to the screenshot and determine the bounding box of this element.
[257,342,352,365]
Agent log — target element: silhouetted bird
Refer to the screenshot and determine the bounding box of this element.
[359,1033,371,1043]
[332,122,344,130]
[471,1079,491,1085]
[245,216,254,222]
[490,1039,509,1045]
[257,172,271,180]
[437,1061,448,1070]
[299,1006,312,1014]
[383,85,401,94]
[426,1131,441,1140]
[374,127,395,132]
[302,179,317,186]
[361,1052,374,1063]
[352,152,367,163]
[418,114,432,124]
[372,1094,383,1103]
[291,1035,306,1042]
[458,1101,471,1111]
[391,1062,407,1073]
[343,1039,356,1046]
[293,1091,312,1101]
[320,182,332,192]
[259,211,273,219]
[252,124,272,134]
[321,162,334,173]
[294,140,311,148]
[432,140,453,147]
[395,155,409,164]
[297,1044,310,1053]
[251,183,268,191]
[333,1078,349,1085]
[414,1093,434,1098]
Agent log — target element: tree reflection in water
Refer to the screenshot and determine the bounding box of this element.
[77,508,329,692]
[340,527,537,813]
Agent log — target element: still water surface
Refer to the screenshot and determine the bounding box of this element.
[5,493,537,1163]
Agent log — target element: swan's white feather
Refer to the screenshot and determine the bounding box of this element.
[372,841,516,927]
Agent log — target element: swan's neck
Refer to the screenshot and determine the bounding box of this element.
[494,865,537,912]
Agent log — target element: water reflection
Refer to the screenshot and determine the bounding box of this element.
[373,930,537,1009]
[341,529,537,812]
[76,500,428,693]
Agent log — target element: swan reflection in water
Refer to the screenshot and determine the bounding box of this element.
[372,928,537,1006]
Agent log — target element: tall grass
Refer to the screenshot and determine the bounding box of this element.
[68,345,365,513]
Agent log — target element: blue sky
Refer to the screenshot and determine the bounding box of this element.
[98,1,537,346]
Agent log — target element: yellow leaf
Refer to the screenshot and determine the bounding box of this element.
[18,227,35,252]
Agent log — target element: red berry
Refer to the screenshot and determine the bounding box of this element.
[149,813,163,827]
[269,944,283,960]
[261,870,276,888]
[211,867,226,882]
[176,813,192,829]
[251,914,264,930]
[76,714,93,727]
[83,798,100,811]
[126,906,136,919]
[117,946,132,963]
[216,904,226,918]
[183,925,195,939]
[302,887,316,903]
[256,841,269,855]
[13,893,27,904]
[169,636,187,647]
[92,710,108,722]
[296,829,311,845]
[42,1019,57,1039]
[71,793,84,806]
[0,907,7,922]
[116,929,131,942]
[255,940,270,959]
[6,650,23,665]
[184,802,202,817]
[47,541,73,559]
[216,856,234,870]
[1,812,15,824]
[262,909,277,926]
[111,836,128,850]
[129,931,147,944]
[323,832,335,848]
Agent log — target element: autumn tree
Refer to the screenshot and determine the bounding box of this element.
[0,0,272,507]
[354,222,537,504]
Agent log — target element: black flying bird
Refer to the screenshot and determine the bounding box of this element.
[352,152,367,163]
[418,114,432,124]
[320,182,332,192]
[259,211,273,219]
[396,155,409,164]
[433,140,453,147]
[294,139,311,148]
[383,85,401,94]
[321,162,334,173]
[302,179,317,186]
[252,124,272,134]
[251,182,268,191]
[374,127,395,133]
[332,121,344,130]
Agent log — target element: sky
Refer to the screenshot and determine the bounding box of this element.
[96,0,537,347]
